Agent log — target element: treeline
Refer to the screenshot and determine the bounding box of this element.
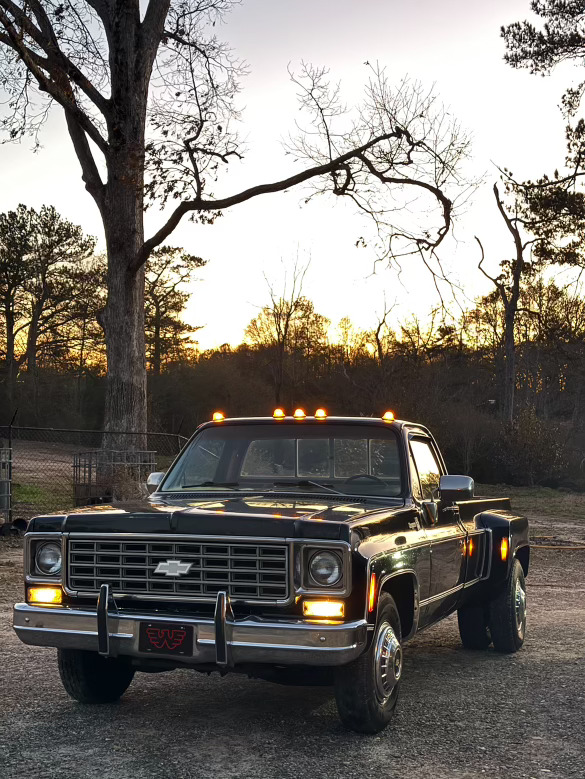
[0,205,205,418]
[2,205,584,488]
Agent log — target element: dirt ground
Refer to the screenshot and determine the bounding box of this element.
[0,512,584,779]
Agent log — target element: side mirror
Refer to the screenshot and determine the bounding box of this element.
[439,475,474,504]
[146,472,165,494]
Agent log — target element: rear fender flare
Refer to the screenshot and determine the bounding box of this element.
[478,511,530,586]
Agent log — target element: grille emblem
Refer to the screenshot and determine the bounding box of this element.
[154,560,192,577]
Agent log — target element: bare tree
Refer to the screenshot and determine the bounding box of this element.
[370,299,396,364]
[245,262,310,405]
[0,2,470,438]
[477,184,538,423]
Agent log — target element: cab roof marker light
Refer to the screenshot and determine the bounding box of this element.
[293,408,306,419]
[382,411,395,422]
[273,408,286,419]
[212,411,225,422]
[314,408,327,419]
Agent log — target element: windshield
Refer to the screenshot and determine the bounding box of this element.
[161,424,403,498]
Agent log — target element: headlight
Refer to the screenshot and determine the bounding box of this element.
[309,551,342,587]
[35,542,62,575]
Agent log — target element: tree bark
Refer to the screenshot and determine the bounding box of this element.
[100,156,147,446]
[97,2,151,444]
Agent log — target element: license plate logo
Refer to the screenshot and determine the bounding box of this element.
[139,622,194,656]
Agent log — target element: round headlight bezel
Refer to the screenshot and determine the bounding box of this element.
[309,550,343,588]
[35,542,62,576]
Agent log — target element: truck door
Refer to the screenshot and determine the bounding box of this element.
[410,436,466,624]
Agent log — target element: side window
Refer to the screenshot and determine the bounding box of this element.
[410,439,441,501]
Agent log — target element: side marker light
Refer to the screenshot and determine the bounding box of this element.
[501,537,509,561]
[368,573,377,613]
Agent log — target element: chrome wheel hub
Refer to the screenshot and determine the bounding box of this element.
[374,622,402,702]
[515,579,526,639]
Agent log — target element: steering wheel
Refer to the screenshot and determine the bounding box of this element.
[344,474,386,485]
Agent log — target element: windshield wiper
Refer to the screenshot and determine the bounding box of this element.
[271,480,347,496]
[181,481,240,489]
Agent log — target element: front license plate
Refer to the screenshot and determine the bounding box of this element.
[138,622,194,656]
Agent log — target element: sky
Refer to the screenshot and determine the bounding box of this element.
[0,0,578,348]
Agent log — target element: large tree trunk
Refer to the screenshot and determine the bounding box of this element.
[100,159,147,446]
[99,2,150,446]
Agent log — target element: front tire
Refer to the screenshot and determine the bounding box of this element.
[334,592,402,733]
[58,649,135,703]
[488,559,527,653]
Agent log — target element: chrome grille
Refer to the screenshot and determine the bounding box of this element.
[66,538,290,602]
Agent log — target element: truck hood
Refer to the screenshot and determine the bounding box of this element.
[28,494,405,542]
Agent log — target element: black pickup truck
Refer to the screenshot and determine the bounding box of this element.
[14,412,529,733]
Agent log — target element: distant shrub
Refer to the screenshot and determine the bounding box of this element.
[495,408,567,487]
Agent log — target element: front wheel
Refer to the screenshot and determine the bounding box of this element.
[58,649,135,703]
[488,559,527,653]
[334,592,402,733]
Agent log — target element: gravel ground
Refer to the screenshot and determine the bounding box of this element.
[0,522,584,779]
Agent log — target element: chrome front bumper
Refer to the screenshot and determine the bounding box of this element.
[13,597,367,667]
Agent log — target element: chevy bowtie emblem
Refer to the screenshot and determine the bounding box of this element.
[154,560,192,577]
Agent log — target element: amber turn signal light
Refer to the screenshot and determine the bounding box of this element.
[28,587,62,605]
[368,573,377,613]
[303,600,344,619]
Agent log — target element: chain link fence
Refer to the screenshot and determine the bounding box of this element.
[0,425,188,531]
